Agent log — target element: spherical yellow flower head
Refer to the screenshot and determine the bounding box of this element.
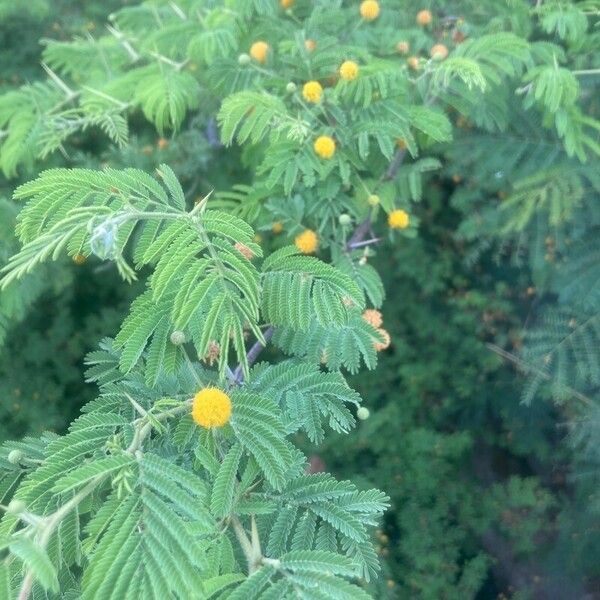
[314,135,336,159]
[430,44,448,60]
[303,80,323,103]
[192,388,232,429]
[305,39,317,52]
[339,60,359,81]
[280,0,294,8]
[362,309,383,328]
[396,138,407,149]
[416,9,432,26]
[250,41,270,64]
[73,253,86,265]
[360,0,380,21]
[388,209,410,229]
[295,229,319,254]
[374,328,391,352]
[396,41,410,55]
[407,56,420,71]
[272,221,283,234]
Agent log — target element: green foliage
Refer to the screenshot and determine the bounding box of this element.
[0,0,598,598]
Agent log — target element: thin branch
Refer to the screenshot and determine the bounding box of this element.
[485,343,594,408]
[232,326,274,384]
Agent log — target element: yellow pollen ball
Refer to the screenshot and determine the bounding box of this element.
[192,388,232,428]
[295,229,319,254]
[407,56,420,71]
[396,41,410,55]
[73,254,86,265]
[430,44,449,60]
[303,80,323,103]
[360,0,380,21]
[363,309,383,328]
[339,61,359,81]
[416,9,432,26]
[388,209,410,229]
[272,222,283,234]
[250,41,270,64]
[305,39,317,52]
[280,0,294,7]
[314,135,336,159]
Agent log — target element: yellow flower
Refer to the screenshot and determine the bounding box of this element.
[407,56,420,71]
[234,242,254,260]
[295,229,319,254]
[72,253,86,265]
[430,44,449,60]
[280,0,294,7]
[272,222,283,234]
[250,41,270,64]
[396,41,410,55]
[388,209,410,229]
[362,309,383,328]
[303,80,323,103]
[314,135,336,159]
[305,39,317,52]
[416,9,432,26]
[360,0,380,21]
[192,388,232,428]
[339,60,359,81]
[373,328,391,351]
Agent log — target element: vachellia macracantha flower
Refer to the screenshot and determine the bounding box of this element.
[234,242,254,260]
[72,253,86,265]
[416,9,432,25]
[272,222,283,234]
[388,209,410,229]
[280,0,294,7]
[303,80,323,103]
[314,135,336,159]
[305,39,317,52]
[295,229,319,254]
[362,309,383,328]
[192,387,232,428]
[250,41,269,63]
[360,0,380,21]
[374,328,391,352]
[339,60,359,81]
[396,41,410,54]
[430,44,449,60]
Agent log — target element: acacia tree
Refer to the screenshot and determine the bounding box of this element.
[0,0,598,598]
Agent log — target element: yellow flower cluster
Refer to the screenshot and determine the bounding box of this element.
[280,0,294,7]
[295,229,319,254]
[416,9,432,25]
[314,135,336,159]
[250,41,270,64]
[430,44,449,60]
[339,61,359,81]
[192,388,232,428]
[362,309,383,328]
[303,80,323,103]
[388,209,410,229]
[360,0,380,21]
[363,310,391,352]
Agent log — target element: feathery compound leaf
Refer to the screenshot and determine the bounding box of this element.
[218,91,290,146]
[211,442,244,518]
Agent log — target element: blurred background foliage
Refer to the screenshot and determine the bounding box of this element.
[0,1,599,598]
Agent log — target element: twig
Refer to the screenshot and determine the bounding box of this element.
[485,343,594,408]
[232,326,274,384]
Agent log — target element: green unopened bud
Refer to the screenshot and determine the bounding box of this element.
[367,194,380,206]
[338,214,352,226]
[238,53,251,66]
[170,331,186,346]
[7,450,23,465]
[357,407,370,421]
[6,499,26,514]
[286,82,297,94]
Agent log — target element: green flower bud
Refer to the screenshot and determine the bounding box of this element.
[170,331,186,346]
[7,449,23,465]
[357,407,370,420]
[238,53,251,66]
[286,82,297,94]
[339,214,352,226]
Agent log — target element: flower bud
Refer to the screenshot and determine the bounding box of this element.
[170,331,186,346]
[238,53,251,66]
[339,214,352,226]
[7,449,23,465]
[286,82,297,94]
[357,407,370,420]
